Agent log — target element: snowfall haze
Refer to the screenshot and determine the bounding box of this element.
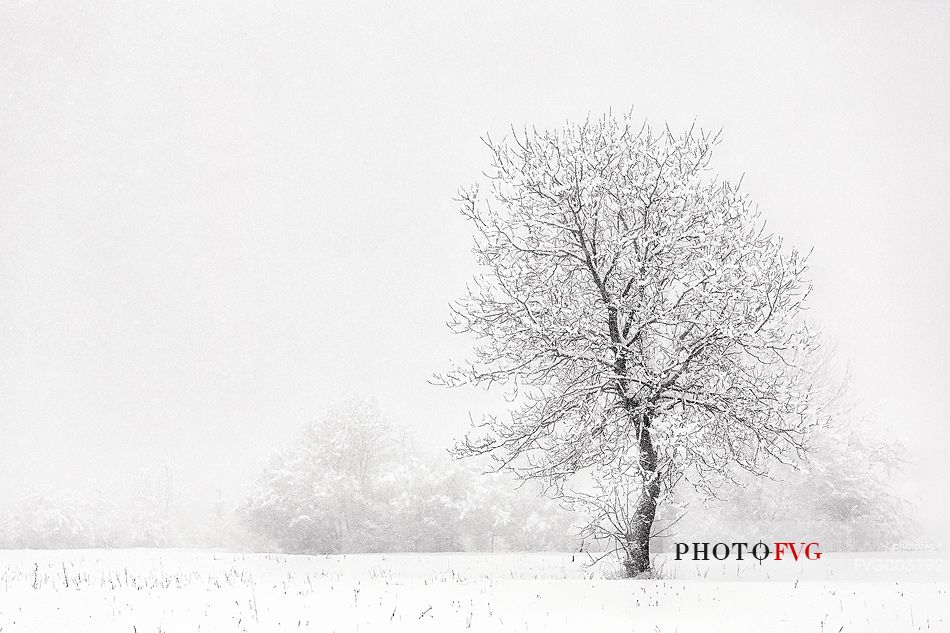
[1,1,949,539]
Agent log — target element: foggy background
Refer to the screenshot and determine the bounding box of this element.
[1,1,948,542]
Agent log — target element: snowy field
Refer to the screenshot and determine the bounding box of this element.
[0,549,947,632]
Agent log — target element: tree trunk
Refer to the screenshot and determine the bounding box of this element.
[623,419,660,578]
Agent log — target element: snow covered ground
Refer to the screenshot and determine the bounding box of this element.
[0,549,947,632]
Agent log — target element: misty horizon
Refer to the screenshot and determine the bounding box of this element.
[2,1,949,544]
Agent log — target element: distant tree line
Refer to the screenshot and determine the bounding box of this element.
[666,413,917,552]
[0,461,249,550]
[0,396,917,553]
[239,397,579,553]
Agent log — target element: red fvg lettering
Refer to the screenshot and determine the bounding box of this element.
[773,542,822,561]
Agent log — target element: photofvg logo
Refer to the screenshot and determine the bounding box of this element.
[675,541,823,562]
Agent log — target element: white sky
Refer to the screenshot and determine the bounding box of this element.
[2,1,948,537]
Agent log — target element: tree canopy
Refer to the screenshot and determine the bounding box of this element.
[440,113,825,574]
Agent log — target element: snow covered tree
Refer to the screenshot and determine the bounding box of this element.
[241,397,394,553]
[376,456,468,552]
[127,459,184,547]
[439,113,824,576]
[8,488,105,549]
